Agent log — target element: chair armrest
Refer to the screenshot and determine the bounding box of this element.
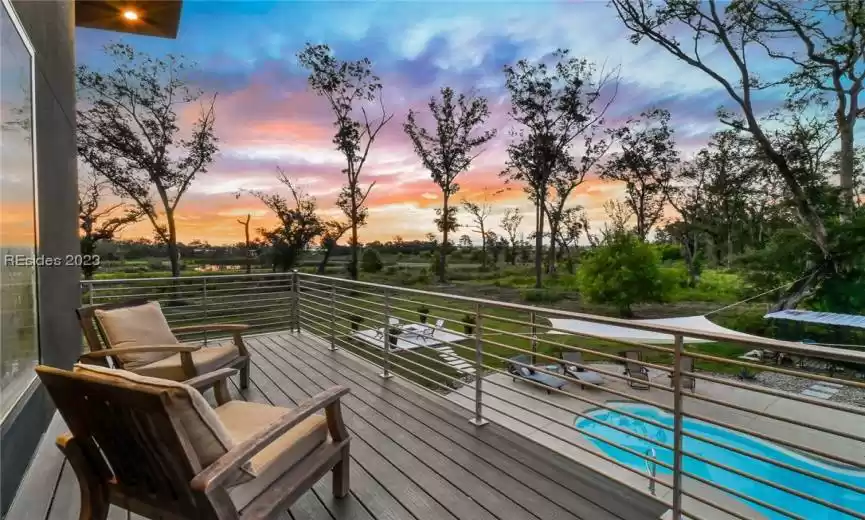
[185,367,238,389]
[185,368,238,405]
[79,344,201,360]
[190,385,351,493]
[172,324,250,357]
[171,324,250,334]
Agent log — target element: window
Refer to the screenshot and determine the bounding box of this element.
[0,0,38,420]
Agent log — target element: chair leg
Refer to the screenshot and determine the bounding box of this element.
[57,435,110,520]
[240,362,250,390]
[332,445,350,498]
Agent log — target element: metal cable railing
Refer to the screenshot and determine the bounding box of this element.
[81,271,865,520]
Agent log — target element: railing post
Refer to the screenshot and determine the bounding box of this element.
[469,303,488,426]
[671,333,685,519]
[530,310,537,365]
[202,278,209,346]
[292,270,300,333]
[329,280,337,351]
[88,282,94,305]
[379,288,393,379]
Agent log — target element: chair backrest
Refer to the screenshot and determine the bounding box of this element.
[434,319,445,329]
[561,350,584,364]
[680,355,695,390]
[76,298,152,354]
[76,299,179,369]
[388,317,399,326]
[624,350,643,372]
[35,365,211,519]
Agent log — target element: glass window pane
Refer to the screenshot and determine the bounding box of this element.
[0,2,38,420]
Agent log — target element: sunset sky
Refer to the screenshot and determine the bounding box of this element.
[74,0,799,246]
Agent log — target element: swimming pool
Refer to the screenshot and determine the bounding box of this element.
[575,402,865,519]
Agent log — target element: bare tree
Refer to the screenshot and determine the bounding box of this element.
[610,0,832,256]
[600,109,678,241]
[745,0,865,211]
[462,197,493,269]
[500,207,524,265]
[77,43,218,277]
[237,214,252,274]
[239,168,323,272]
[298,43,393,280]
[404,87,497,282]
[79,174,143,280]
[317,220,350,274]
[501,50,618,288]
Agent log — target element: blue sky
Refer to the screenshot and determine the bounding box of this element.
[75,0,802,244]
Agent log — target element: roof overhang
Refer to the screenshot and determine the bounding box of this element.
[75,1,183,39]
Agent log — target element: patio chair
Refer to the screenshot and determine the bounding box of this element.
[675,355,696,392]
[77,299,251,389]
[420,318,445,340]
[558,350,605,390]
[623,350,651,390]
[372,317,400,340]
[507,354,567,394]
[35,363,351,520]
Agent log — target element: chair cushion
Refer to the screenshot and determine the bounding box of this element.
[135,344,240,381]
[94,302,178,367]
[72,363,235,468]
[215,400,328,511]
[575,371,605,385]
[518,366,531,377]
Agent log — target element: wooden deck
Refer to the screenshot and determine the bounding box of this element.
[7,331,667,520]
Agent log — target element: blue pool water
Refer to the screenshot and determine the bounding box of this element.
[575,403,865,519]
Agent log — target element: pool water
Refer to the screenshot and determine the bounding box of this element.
[575,403,865,519]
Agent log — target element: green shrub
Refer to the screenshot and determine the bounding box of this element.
[577,231,667,317]
[521,288,565,304]
[462,314,476,335]
[384,265,398,275]
[361,249,384,273]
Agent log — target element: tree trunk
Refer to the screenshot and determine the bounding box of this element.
[243,217,251,275]
[439,196,448,283]
[534,197,545,289]
[317,245,334,274]
[726,230,733,269]
[680,234,698,287]
[480,225,487,270]
[771,268,825,311]
[166,212,181,278]
[350,203,359,280]
[839,123,855,214]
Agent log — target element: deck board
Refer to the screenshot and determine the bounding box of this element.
[7,330,666,520]
[266,334,658,520]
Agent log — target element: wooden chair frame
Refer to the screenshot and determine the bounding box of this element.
[36,366,351,520]
[76,299,251,389]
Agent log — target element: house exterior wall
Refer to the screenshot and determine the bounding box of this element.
[1,0,79,515]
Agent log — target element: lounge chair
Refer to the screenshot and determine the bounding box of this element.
[77,299,251,389]
[558,350,605,389]
[623,350,651,390]
[35,363,351,520]
[507,354,567,394]
[672,355,696,392]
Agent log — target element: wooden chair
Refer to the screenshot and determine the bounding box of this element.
[77,299,251,389]
[35,363,351,520]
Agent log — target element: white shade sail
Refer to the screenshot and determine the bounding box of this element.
[547,315,766,344]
